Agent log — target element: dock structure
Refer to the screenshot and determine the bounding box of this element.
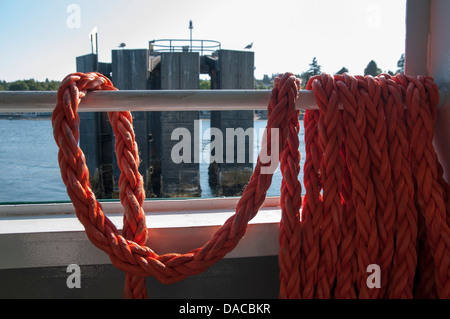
[209,50,255,196]
[148,51,201,198]
[75,40,255,198]
[76,53,114,198]
[111,49,154,197]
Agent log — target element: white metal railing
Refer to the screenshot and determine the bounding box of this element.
[0,88,447,113]
[0,89,315,113]
[150,39,221,55]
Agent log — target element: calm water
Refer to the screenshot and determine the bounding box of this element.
[0,119,305,203]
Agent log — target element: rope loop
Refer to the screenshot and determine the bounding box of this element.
[52,71,303,299]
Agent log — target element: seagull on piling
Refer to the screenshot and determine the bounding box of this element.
[244,42,253,49]
[118,43,126,48]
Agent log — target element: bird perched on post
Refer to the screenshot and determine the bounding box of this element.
[244,42,253,49]
[118,43,126,48]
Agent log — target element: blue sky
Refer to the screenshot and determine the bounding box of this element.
[0,0,406,82]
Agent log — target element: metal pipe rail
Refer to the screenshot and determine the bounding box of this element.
[0,90,317,113]
[150,39,221,55]
[0,87,447,113]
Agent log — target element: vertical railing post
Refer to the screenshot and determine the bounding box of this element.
[404,0,430,76]
[429,0,450,182]
[405,0,450,182]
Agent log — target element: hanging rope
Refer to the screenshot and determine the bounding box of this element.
[276,74,302,298]
[400,74,450,298]
[310,74,345,298]
[52,71,302,299]
[302,73,449,299]
[52,71,450,299]
[299,103,323,298]
[378,74,418,299]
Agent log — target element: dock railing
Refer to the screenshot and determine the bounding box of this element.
[150,39,221,55]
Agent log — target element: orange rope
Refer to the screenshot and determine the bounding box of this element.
[378,74,418,298]
[356,75,395,298]
[276,74,302,298]
[310,74,345,298]
[52,71,450,299]
[400,74,450,298]
[52,72,302,299]
[335,116,358,299]
[302,73,448,298]
[299,107,323,298]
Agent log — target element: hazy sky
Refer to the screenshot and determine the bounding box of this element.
[0,0,406,82]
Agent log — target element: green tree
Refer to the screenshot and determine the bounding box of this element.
[308,57,321,76]
[396,54,405,74]
[26,79,43,91]
[9,80,29,91]
[0,79,61,91]
[199,79,211,90]
[364,60,382,76]
[300,57,322,88]
[0,80,7,91]
[45,80,60,91]
[336,67,349,75]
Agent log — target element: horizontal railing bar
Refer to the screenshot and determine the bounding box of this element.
[152,39,221,45]
[0,87,446,113]
[0,90,318,113]
[0,196,281,217]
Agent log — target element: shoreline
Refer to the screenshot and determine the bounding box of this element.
[0,113,52,120]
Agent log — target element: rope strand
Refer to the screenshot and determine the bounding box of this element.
[397,74,450,298]
[356,75,395,297]
[276,73,303,299]
[299,108,323,298]
[378,74,418,298]
[309,74,344,298]
[335,74,380,298]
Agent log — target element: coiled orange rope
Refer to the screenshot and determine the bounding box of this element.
[301,73,449,299]
[52,71,450,299]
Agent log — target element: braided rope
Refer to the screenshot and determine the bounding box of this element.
[335,123,358,299]
[335,74,380,299]
[356,75,395,297]
[276,74,303,299]
[400,75,438,298]
[52,71,302,298]
[52,71,450,299]
[396,74,450,298]
[299,108,323,298]
[309,74,344,298]
[378,74,418,298]
[109,110,148,298]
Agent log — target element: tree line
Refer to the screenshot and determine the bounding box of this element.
[254,54,405,89]
[0,78,61,91]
